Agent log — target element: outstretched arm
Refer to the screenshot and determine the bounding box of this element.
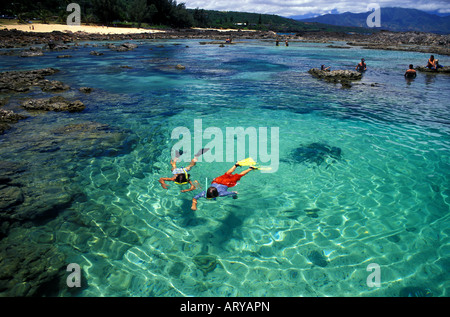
[181,180,196,193]
[159,176,175,189]
[191,198,198,210]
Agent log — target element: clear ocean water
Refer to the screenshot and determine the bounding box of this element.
[0,39,449,297]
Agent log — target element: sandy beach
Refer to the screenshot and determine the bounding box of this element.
[1,22,166,34]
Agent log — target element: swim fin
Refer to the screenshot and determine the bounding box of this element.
[251,166,272,171]
[236,157,257,166]
[174,149,184,158]
[195,148,210,157]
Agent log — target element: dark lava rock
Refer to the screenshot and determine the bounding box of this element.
[20,50,44,57]
[89,51,103,56]
[0,109,28,135]
[107,42,138,52]
[22,96,85,112]
[0,68,60,93]
[40,80,70,92]
[399,286,433,297]
[415,66,450,73]
[0,109,27,123]
[308,68,362,86]
[79,87,93,93]
[0,238,66,296]
[57,55,72,58]
[51,121,138,158]
[0,185,24,210]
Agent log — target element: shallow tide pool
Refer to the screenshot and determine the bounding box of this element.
[0,39,449,297]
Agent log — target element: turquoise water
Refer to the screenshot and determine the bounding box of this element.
[0,39,449,296]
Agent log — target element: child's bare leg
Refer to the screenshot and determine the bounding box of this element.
[225,164,238,175]
[238,167,254,176]
[170,158,177,171]
[186,157,198,170]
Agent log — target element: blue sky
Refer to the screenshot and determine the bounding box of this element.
[180,0,450,18]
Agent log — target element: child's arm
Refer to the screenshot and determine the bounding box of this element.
[181,180,196,193]
[191,191,206,210]
[159,176,175,189]
[191,198,198,210]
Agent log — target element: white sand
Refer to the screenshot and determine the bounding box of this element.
[1,22,260,35]
[1,23,166,34]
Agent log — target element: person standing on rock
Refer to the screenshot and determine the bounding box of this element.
[356,58,367,72]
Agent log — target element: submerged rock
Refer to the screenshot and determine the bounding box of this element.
[79,87,93,94]
[399,286,433,297]
[307,250,328,267]
[0,238,66,296]
[0,109,28,135]
[286,142,342,166]
[193,254,219,276]
[22,96,85,112]
[40,80,70,92]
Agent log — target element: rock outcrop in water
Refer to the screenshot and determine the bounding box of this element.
[0,109,28,134]
[415,66,450,73]
[308,68,362,87]
[22,96,85,112]
[0,68,61,93]
[107,42,138,51]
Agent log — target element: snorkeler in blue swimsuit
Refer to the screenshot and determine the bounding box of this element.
[191,162,256,210]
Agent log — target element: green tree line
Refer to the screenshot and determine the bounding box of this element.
[0,0,194,27]
[0,0,373,33]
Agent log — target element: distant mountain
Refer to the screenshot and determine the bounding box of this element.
[296,7,450,34]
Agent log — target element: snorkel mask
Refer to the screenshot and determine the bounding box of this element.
[174,169,189,185]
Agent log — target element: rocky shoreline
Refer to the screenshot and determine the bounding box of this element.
[1,28,449,55]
